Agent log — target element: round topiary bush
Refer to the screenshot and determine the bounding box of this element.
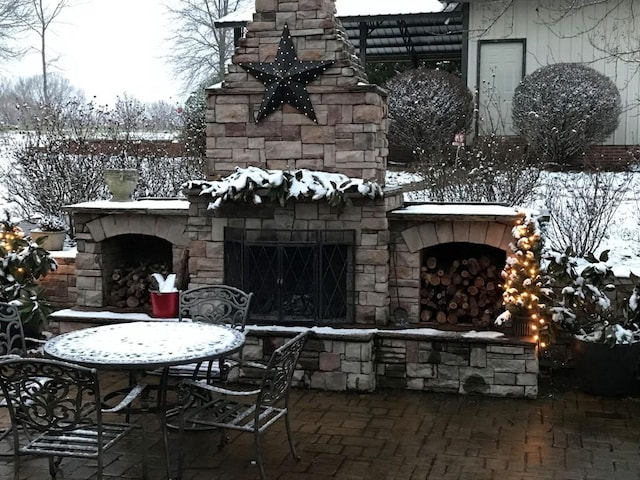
[512,63,621,165]
[386,68,473,159]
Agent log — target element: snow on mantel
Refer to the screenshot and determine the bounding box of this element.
[64,199,190,215]
[390,203,520,221]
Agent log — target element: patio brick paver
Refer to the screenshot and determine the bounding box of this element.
[1,370,640,479]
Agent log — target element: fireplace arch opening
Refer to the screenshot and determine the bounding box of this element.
[420,242,506,329]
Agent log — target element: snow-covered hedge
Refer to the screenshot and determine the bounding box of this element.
[512,63,621,165]
[185,166,383,211]
[385,68,473,157]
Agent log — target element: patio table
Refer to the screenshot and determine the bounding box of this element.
[44,321,246,479]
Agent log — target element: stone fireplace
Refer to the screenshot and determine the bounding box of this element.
[58,0,538,398]
[181,0,406,326]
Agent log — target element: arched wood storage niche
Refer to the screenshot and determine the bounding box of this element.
[389,203,521,328]
[100,234,173,310]
[420,242,506,328]
[64,200,189,310]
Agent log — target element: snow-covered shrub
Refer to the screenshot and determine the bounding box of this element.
[386,68,473,156]
[512,63,621,165]
[544,249,640,346]
[1,98,204,225]
[408,134,542,205]
[2,100,111,222]
[543,168,632,256]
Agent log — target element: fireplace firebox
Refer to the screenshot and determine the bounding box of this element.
[224,228,355,325]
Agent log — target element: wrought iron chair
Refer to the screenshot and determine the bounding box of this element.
[167,285,254,383]
[0,302,46,451]
[0,357,137,480]
[0,303,28,357]
[177,330,309,480]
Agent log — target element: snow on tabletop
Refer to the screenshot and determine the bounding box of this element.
[51,309,167,322]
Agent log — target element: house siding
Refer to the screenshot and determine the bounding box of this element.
[467,0,640,146]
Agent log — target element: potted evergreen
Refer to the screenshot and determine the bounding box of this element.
[0,215,58,338]
[29,215,68,251]
[545,249,640,395]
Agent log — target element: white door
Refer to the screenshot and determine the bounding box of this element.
[478,41,524,136]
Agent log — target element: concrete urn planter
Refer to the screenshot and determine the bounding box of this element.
[104,168,139,201]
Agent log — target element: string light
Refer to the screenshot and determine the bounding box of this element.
[501,211,545,344]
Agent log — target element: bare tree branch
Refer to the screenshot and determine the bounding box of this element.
[24,0,73,104]
[165,0,246,93]
[0,0,32,62]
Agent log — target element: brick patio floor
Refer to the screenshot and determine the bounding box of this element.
[1,369,640,480]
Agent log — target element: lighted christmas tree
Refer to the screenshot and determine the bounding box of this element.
[0,214,57,334]
[499,211,548,343]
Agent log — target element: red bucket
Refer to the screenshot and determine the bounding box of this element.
[150,291,179,318]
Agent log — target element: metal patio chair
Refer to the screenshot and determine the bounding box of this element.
[0,357,138,480]
[0,302,47,452]
[177,330,309,480]
[166,285,254,383]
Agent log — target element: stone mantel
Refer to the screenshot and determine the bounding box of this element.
[64,199,190,216]
[389,202,520,223]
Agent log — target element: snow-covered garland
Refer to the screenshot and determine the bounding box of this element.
[184,166,384,211]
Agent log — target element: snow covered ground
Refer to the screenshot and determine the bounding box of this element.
[385,169,640,277]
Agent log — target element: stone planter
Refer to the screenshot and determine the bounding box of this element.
[104,168,139,201]
[30,230,66,251]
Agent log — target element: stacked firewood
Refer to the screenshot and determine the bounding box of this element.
[420,255,503,328]
[107,263,171,309]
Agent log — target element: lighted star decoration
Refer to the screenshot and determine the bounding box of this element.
[239,23,333,123]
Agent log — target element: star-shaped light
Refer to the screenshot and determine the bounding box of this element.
[239,24,333,123]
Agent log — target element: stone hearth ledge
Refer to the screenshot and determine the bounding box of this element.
[50,308,534,345]
[50,309,538,398]
[63,199,189,215]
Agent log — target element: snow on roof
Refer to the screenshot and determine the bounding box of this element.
[217,0,445,24]
[185,166,383,210]
[336,0,444,16]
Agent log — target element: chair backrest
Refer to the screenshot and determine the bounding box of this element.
[0,357,101,433]
[257,331,308,407]
[0,303,26,357]
[179,285,253,330]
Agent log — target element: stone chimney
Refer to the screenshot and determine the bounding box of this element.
[206,0,389,183]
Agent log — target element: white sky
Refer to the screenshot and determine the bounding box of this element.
[4,0,181,106]
[2,0,441,107]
